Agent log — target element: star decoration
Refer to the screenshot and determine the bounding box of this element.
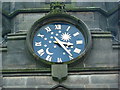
[49,41,52,43]
[51,32,54,35]
[50,36,53,39]
[44,38,47,40]
[59,31,62,33]
[54,45,57,48]
[44,44,47,47]
[63,52,66,55]
[56,34,59,36]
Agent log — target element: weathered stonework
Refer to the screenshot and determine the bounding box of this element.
[1,2,119,89]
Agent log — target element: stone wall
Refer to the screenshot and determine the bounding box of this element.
[1,2,120,89]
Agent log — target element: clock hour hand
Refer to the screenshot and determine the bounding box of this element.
[53,41,73,46]
[54,37,72,56]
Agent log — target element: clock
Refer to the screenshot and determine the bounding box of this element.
[26,13,91,65]
[33,22,85,63]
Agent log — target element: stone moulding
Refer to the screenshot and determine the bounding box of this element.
[1,67,120,74]
[2,5,120,19]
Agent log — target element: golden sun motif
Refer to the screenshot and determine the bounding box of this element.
[61,32,71,41]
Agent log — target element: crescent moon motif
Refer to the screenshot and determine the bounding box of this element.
[46,48,53,55]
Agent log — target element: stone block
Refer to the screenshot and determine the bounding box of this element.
[70,12,94,22]
[92,2,106,10]
[2,88,36,90]
[62,75,89,86]
[34,2,46,8]
[0,52,2,69]
[85,20,98,29]
[85,84,109,88]
[2,16,11,37]
[107,12,118,26]
[0,76,3,87]
[93,12,107,30]
[35,0,46,2]
[109,83,119,88]
[70,12,95,29]
[3,77,26,86]
[107,11,118,38]
[22,2,35,9]
[26,76,58,87]
[68,85,85,89]
[99,14,107,31]
[9,2,15,13]
[14,2,24,11]
[2,2,11,14]
[11,13,45,32]
[3,76,58,88]
[76,2,93,7]
[105,2,118,11]
[84,38,118,67]
[90,74,118,84]
[3,51,36,69]
[7,40,25,52]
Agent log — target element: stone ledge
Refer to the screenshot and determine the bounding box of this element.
[2,5,120,19]
[112,45,120,49]
[7,31,27,40]
[3,74,118,88]
[3,76,58,87]
[6,30,113,40]
[92,34,112,38]
[0,45,7,48]
[2,67,119,74]
[0,47,7,52]
[91,31,111,34]
[7,36,26,40]
[7,32,27,36]
[85,84,109,88]
[112,43,120,49]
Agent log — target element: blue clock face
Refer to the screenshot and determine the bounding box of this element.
[33,22,85,63]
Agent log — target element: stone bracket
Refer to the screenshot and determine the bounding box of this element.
[52,64,68,82]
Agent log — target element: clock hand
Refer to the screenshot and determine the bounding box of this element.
[62,42,73,46]
[54,37,72,56]
[53,41,73,46]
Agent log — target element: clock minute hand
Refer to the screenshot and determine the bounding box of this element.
[54,37,72,56]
